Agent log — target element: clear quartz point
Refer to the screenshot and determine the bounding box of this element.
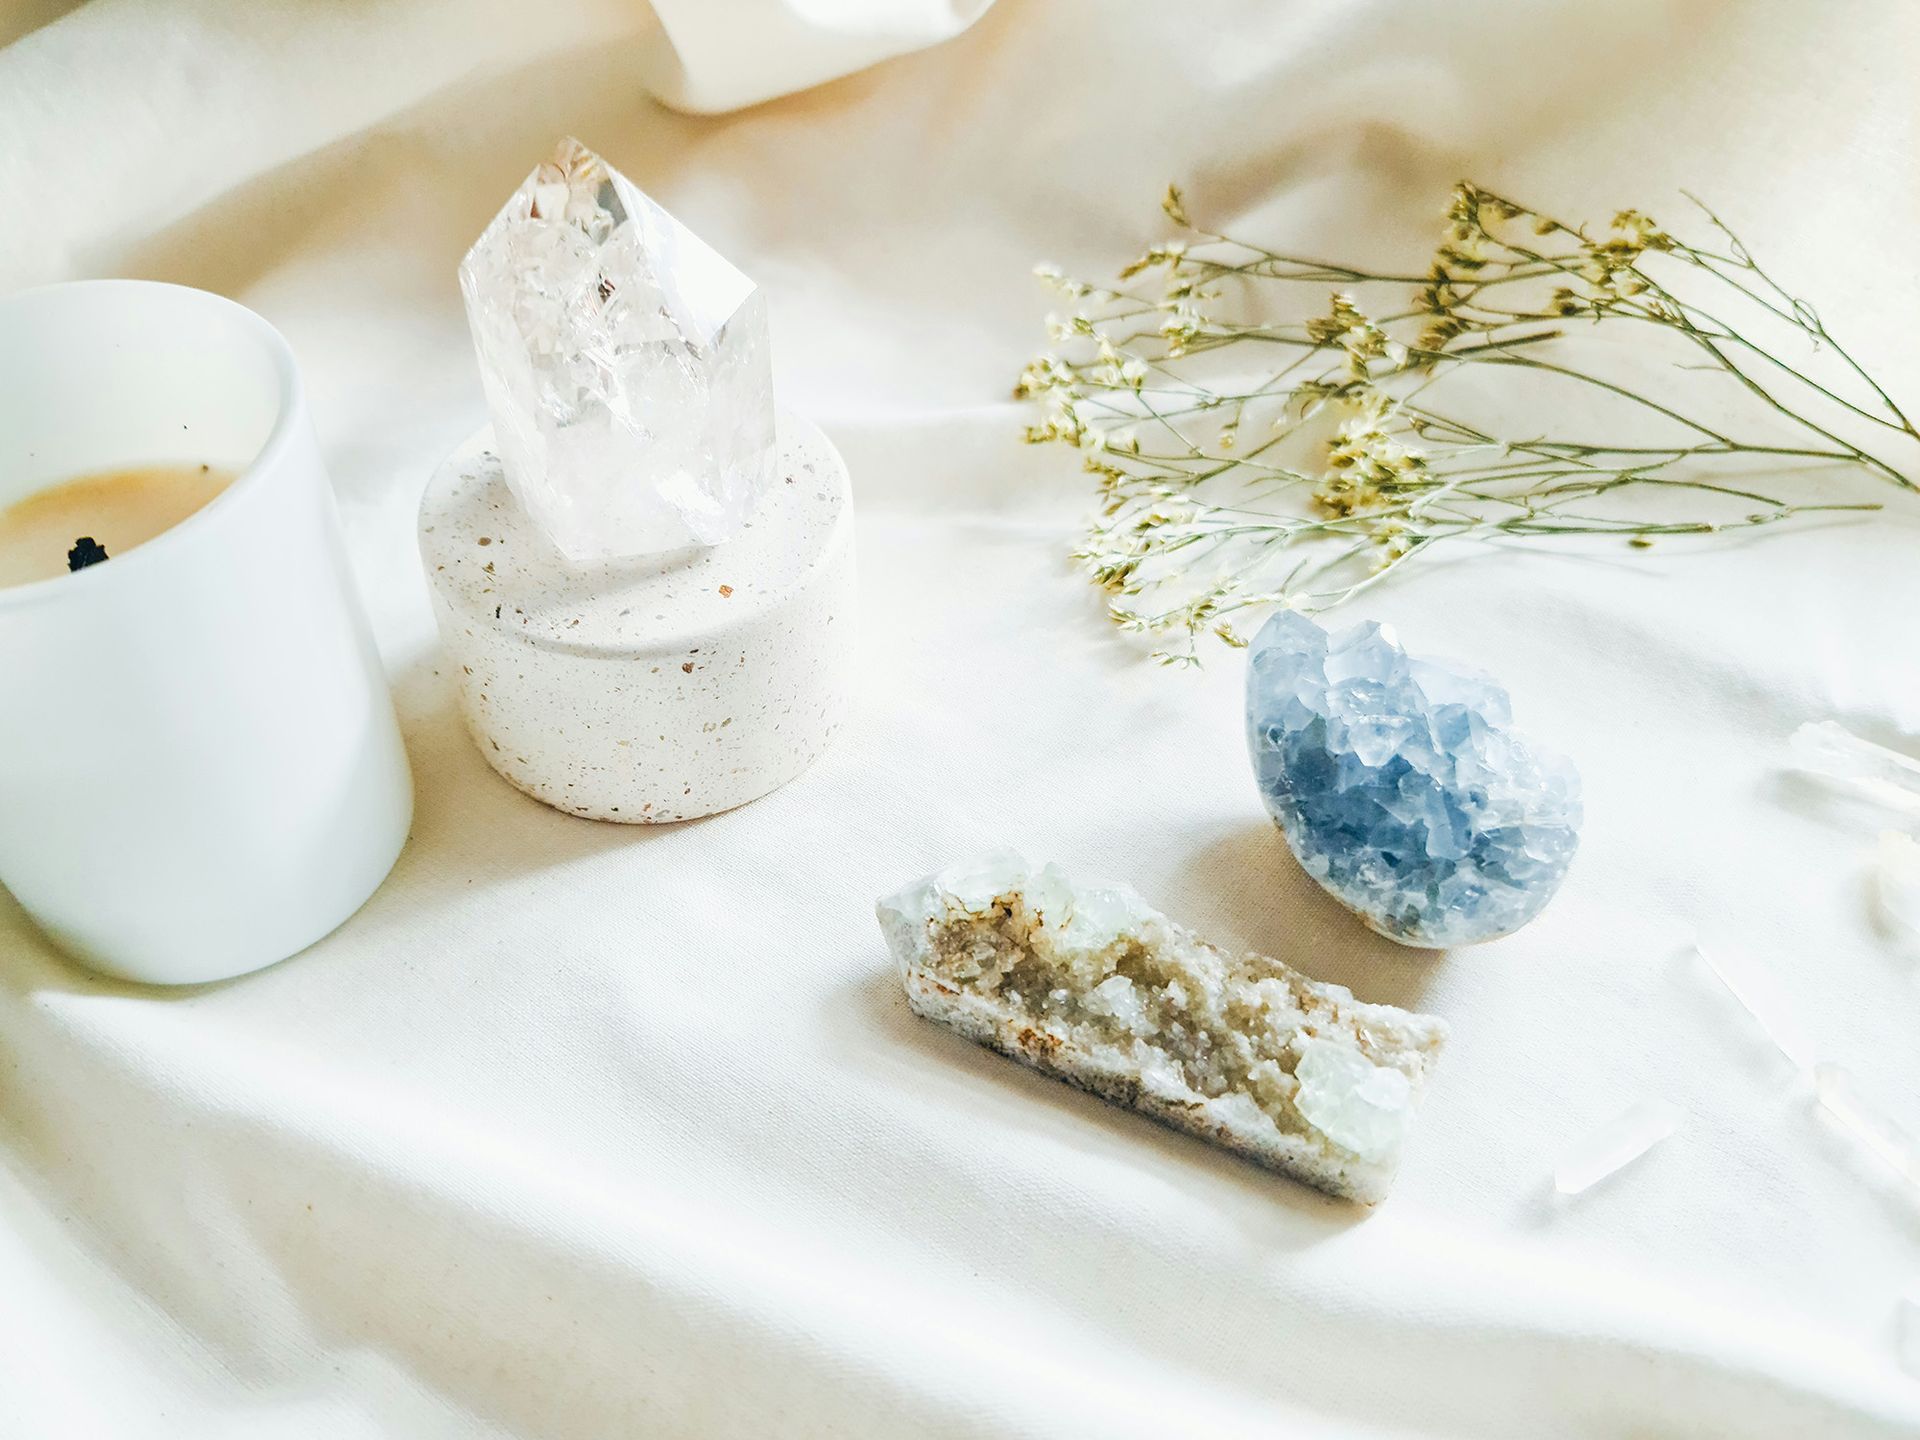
[1899,1286,1920,1377]
[1814,1063,1920,1199]
[1788,721,1920,813]
[459,137,776,561]
[1876,830,1920,943]
[1553,1099,1681,1195]
[1689,936,1818,1072]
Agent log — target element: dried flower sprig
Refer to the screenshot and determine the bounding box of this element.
[1019,183,1918,664]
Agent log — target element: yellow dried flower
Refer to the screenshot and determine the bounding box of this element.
[1014,177,1914,662]
[1162,184,1190,228]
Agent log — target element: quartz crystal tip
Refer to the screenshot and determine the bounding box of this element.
[1688,934,1817,1073]
[458,137,777,562]
[1876,830,1920,944]
[1553,1099,1680,1196]
[1244,611,1582,947]
[1898,1285,1920,1378]
[1787,721,1920,814]
[1814,1063,1920,1198]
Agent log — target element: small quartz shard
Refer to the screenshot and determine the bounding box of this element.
[1876,830,1920,943]
[1245,611,1582,948]
[1788,721,1920,813]
[1814,1063,1920,1200]
[459,137,776,562]
[1553,1099,1681,1195]
[1690,940,1920,1202]
[1898,1286,1920,1378]
[1689,936,1818,1072]
[876,853,1448,1203]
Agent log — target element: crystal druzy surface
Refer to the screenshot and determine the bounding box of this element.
[1246,612,1581,947]
[460,137,776,561]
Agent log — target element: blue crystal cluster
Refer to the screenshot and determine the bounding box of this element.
[1245,612,1581,948]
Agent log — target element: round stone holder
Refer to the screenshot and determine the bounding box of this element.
[419,410,854,822]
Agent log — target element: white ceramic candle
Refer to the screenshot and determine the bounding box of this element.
[0,281,413,985]
[419,412,854,822]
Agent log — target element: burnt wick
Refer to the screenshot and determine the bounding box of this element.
[68,537,110,572]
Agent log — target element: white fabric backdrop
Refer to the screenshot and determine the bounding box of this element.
[4,2,1920,1435]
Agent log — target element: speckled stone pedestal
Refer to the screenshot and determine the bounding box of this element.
[419,410,855,822]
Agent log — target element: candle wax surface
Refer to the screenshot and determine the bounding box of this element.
[0,464,234,588]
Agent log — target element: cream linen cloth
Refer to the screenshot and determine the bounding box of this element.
[4,2,1920,1435]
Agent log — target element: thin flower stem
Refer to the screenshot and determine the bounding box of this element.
[1679,192,1916,433]
[1017,180,1916,654]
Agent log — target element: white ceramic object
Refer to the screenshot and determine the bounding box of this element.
[418,412,855,822]
[0,281,413,984]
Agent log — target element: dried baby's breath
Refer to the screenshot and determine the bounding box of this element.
[1020,183,1918,664]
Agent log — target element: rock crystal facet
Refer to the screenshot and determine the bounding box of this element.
[459,137,775,561]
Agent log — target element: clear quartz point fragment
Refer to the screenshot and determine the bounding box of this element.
[1814,1063,1920,1199]
[1689,936,1817,1072]
[1898,1286,1920,1378]
[1876,830,1920,943]
[1553,1099,1681,1195]
[459,137,776,561]
[1788,721,1920,813]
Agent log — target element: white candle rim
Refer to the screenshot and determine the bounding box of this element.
[0,279,303,613]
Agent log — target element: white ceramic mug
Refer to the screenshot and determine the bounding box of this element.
[0,281,413,984]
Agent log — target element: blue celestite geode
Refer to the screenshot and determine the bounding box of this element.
[1245,611,1581,948]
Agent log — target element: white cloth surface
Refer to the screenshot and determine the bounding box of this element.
[4,2,1920,1435]
[643,0,993,112]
